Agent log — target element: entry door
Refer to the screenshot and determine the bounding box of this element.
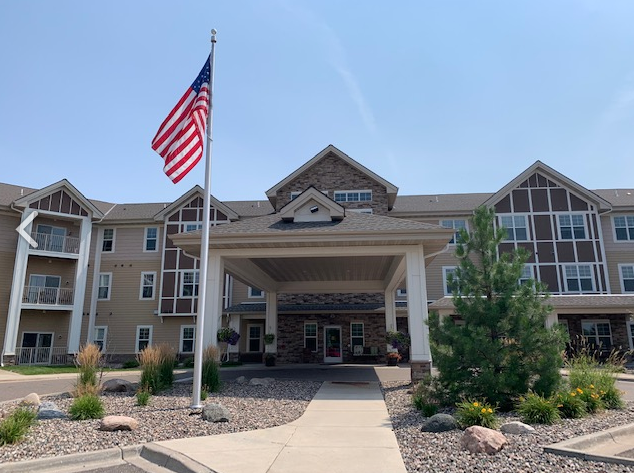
[324,325,343,363]
[20,332,53,365]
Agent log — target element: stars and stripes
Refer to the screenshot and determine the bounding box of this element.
[152,56,211,183]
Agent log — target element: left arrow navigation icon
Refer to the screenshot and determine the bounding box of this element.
[16,211,39,248]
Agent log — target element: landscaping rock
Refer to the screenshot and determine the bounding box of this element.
[21,393,40,406]
[99,415,139,431]
[420,413,458,432]
[460,426,508,454]
[102,379,136,393]
[500,421,535,435]
[235,376,247,385]
[202,403,230,422]
[37,401,66,420]
[249,377,274,386]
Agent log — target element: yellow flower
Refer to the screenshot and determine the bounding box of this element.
[576,388,583,394]
[589,384,594,389]
[570,392,576,397]
[481,408,486,413]
[557,404,563,408]
[473,402,479,407]
[487,408,493,413]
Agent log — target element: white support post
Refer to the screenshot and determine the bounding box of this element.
[265,291,278,354]
[87,227,104,344]
[405,246,432,380]
[227,314,240,356]
[545,312,558,329]
[385,289,397,352]
[3,209,36,358]
[202,253,224,347]
[68,217,92,353]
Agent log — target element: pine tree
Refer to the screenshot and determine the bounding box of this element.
[428,206,565,410]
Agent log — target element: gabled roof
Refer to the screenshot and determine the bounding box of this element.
[279,186,345,222]
[483,161,612,212]
[153,185,239,221]
[265,145,399,209]
[593,189,634,211]
[391,193,492,216]
[12,179,105,219]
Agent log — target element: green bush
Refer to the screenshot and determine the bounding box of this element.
[576,386,604,414]
[455,400,498,429]
[183,357,195,368]
[136,389,151,407]
[601,385,625,410]
[202,345,221,393]
[201,387,209,401]
[122,359,140,369]
[74,343,102,397]
[0,407,37,446]
[158,344,176,389]
[556,391,587,419]
[138,346,161,393]
[517,392,560,425]
[69,394,105,420]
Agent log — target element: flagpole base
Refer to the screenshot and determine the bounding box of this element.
[190,403,203,409]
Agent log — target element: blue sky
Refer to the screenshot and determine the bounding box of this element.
[1,1,633,204]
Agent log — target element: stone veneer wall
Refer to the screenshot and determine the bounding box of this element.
[277,313,388,363]
[276,152,390,215]
[559,314,629,350]
[278,293,385,305]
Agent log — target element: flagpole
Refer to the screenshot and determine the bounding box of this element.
[191,29,217,408]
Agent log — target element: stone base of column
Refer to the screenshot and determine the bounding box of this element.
[410,361,432,382]
[2,354,16,366]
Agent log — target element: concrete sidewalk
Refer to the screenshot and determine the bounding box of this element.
[152,380,407,473]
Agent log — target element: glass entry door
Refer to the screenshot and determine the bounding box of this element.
[324,325,342,363]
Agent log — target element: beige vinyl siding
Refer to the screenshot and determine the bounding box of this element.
[32,216,80,237]
[25,256,77,287]
[98,225,163,261]
[18,310,70,349]
[0,213,21,253]
[425,251,461,301]
[601,214,634,293]
[0,252,17,350]
[231,280,252,305]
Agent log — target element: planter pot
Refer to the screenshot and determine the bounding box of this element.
[265,357,276,367]
[387,358,398,366]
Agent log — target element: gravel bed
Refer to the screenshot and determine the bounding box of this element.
[383,380,634,473]
[0,379,321,464]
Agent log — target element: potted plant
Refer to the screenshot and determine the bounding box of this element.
[217,327,240,345]
[385,331,410,350]
[386,351,402,366]
[264,352,276,367]
[263,333,275,345]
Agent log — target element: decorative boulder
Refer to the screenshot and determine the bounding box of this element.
[102,379,136,393]
[421,413,459,433]
[202,403,231,422]
[500,421,535,435]
[21,392,40,406]
[249,377,274,387]
[235,376,247,385]
[460,426,508,454]
[37,401,66,420]
[100,415,139,431]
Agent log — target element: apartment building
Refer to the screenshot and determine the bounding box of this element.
[1,145,633,379]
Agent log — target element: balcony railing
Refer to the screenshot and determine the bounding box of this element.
[30,232,80,254]
[15,347,71,365]
[22,286,74,306]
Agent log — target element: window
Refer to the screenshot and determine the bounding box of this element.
[98,273,112,300]
[247,324,262,352]
[628,322,634,350]
[396,288,407,297]
[181,271,199,297]
[248,286,264,298]
[102,229,114,252]
[180,325,195,353]
[139,272,156,300]
[559,214,586,240]
[26,275,61,304]
[185,223,202,232]
[564,265,593,292]
[304,323,317,352]
[443,267,458,295]
[614,216,634,241]
[620,265,634,292]
[334,190,372,202]
[440,219,467,244]
[93,326,107,351]
[144,227,158,252]
[582,321,611,351]
[35,224,66,252]
[519,265,533,286]
[500,216,528,241]
[136,326,153,352]
[351,322,364,349]
[347,208,373,214]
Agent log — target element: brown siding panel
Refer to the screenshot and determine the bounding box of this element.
[531,189,549,212]
[537,242,555,263]
[570,193,588,211]
[534,215,552,240]
[512,189,530,212]
[518,243,535,262]
[576,241,595,262]
[556,242,575,262]
[539,266,559,292]
[550,188,569,211]
[495,195,511,213]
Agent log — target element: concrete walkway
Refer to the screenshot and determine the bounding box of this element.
[153,380,406,473]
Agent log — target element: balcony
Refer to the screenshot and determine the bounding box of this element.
[22,286,74,307]
[15,346,72,365]
[30,232,80,254]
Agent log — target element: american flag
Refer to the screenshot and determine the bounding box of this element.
[152,56,211,183]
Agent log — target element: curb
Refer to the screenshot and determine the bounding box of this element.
[0,443,215,473]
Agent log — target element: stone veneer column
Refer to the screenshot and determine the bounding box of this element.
[406,246,432,381]
[202,254,224,347]
[265,291,278,354]
[68,216,92,353]
[2,209,36,360]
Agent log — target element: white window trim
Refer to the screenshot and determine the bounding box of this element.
[180,325,196,353]
[180,270,200,298]
[442,266,458,296]
[102,228,116,252]
[304,322,318,352]
[612,215,634,243]
[350,322,364,347]
[139,271,157,300]
[618,263,634,293]
[627,321,634,351]
[333,189,372,203]
[135,325,153,353]
[143,227,159,253]
[185,223,203,232]
[556,213,588,241]
[498,214,529,242]
[93,326,108,350]
[581,319,612,349]
[563,264,595,293]
[396,288,407,297]
[98,272,112,301]
[519,264,534,286]
[248,286,265,298]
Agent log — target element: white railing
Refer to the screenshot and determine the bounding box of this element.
[30,232,80,254]
[15,347,71,365]
[22,286,74,305]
